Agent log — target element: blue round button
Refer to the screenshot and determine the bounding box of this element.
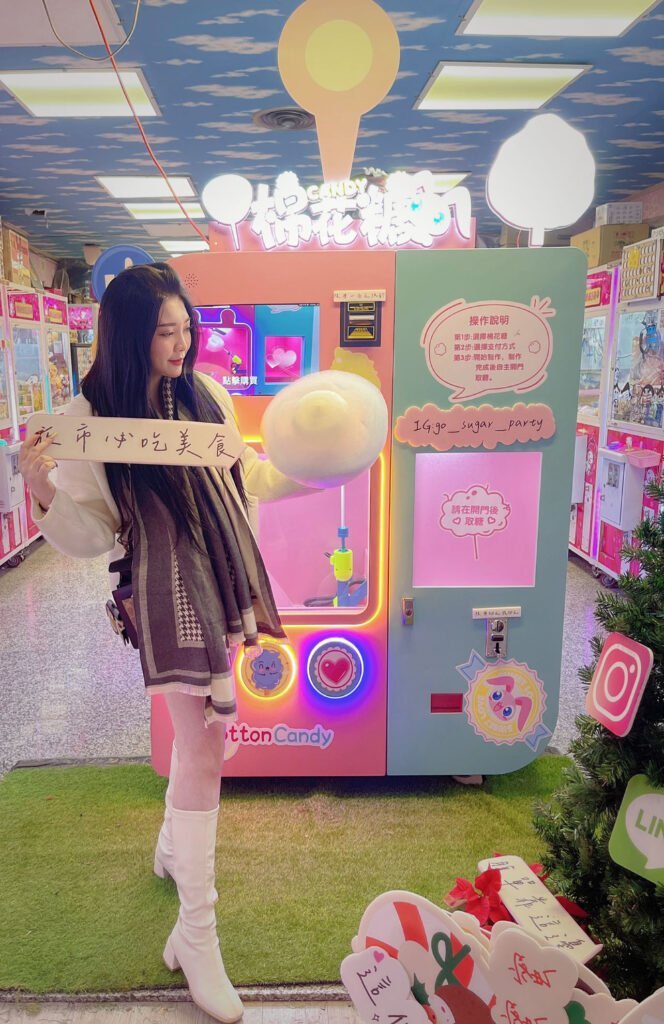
[91,244,154,300]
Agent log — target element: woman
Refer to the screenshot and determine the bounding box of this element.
[19,263,309,1023]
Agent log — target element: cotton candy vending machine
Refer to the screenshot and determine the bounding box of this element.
[40,294,73,413]
[149,245,587,779]
[150,250,395,777]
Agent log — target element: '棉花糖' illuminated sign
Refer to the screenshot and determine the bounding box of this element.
[202,170,473,252]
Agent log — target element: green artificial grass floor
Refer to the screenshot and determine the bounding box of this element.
[0,757,567,995]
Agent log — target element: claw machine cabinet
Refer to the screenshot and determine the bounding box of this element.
[0,283,15,443]
[41,294,73,412]
[68,303,97,395]
[150,250,394,778]
[597,238,664,582]
[388,247,586,776]
[0,282,25,568]
[570,265,619,566]
[6,287,47,545]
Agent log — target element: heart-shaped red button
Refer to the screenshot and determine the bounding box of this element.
[319,652,353,688]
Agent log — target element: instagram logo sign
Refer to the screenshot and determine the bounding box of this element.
[586,632,654,737]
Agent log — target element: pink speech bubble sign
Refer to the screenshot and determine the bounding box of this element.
[395,401,556,452]
[440,483,510,560]
[421,297,555,401]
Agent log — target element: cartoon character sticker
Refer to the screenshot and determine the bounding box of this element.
[458,652,550,749]
[239,642,294,699]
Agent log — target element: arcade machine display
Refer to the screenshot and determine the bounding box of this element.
[569,265,620,571]
[68,303,97,395]
[597,236,664,582]
[40,294,72,412]
[151,245,586,779]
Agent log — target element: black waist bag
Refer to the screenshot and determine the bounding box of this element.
[106,554,139,649]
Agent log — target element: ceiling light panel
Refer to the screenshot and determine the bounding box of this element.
[0,70,159,117]
[97,176,196,200]
[124,202,205,221]
[0,0,125,47]
[458,0,659,37]
[142,223,208,239]
[416,63,588,111]
[159,240,210,253]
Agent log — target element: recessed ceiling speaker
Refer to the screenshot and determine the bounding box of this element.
[253,107,315,131]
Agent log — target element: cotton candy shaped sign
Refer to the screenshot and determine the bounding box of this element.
[261,369,388,487]
[486,114,595,246]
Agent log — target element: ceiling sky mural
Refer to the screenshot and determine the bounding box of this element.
[0,0,662,260]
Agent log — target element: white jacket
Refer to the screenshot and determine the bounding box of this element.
[32,375,308,560]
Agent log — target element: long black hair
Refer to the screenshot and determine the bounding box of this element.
[82,262,246,546]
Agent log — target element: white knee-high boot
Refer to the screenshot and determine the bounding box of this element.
[163,806,243,1024]
[154,743,178,880]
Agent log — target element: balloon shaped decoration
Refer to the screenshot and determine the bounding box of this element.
[486,113,595,247]
[261,369,388,488]
[278,0,400,183]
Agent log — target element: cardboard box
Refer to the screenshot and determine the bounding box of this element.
[570,223,649,269]
[594,202,643,226]
[2,226,31,287]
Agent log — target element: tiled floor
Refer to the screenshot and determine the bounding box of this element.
[0,539,603,778]
[0,1000,360,1023]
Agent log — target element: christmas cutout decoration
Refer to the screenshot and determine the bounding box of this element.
[534,472,664,998]
[477,856,602,963]
[342,890,664,1024]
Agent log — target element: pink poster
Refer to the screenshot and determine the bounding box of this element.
[8,291,40,322]
[585,270,614,309]
[412,452,542,588]
[43,295,67,325]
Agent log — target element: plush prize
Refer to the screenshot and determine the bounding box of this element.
[261,370,388,488]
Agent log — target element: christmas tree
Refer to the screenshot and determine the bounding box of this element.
[534,477,664,1000]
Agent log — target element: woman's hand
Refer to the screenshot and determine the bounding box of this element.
[18,433,57,511]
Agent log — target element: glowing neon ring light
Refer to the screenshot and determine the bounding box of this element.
[306,637,365,699]
[237,641,297,701]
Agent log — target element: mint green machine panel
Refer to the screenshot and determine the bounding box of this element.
[388,248,586,775]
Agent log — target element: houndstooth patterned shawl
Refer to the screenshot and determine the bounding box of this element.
[130,378,285,722]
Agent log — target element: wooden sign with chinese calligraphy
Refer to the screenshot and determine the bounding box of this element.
[478,856,602,964]
[26,413,244,468]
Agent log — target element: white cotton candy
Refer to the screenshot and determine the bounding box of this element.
[261,370,388,488]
